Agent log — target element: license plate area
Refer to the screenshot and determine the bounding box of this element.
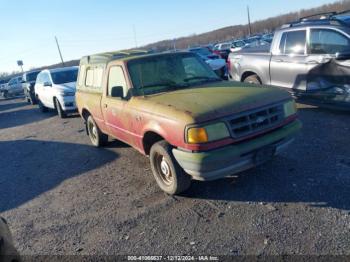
[254,146,276,165]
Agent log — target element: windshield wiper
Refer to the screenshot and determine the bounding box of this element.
[184,76,221,82]
[142,80,177,88]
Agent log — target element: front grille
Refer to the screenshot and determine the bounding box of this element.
[228,104,284,138]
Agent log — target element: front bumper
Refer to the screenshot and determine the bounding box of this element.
[172,120,302,181]
[58,96,77,111]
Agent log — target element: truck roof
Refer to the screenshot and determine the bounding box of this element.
[80,50,152,66]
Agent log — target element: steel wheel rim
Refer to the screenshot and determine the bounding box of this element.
[154,153,173,185]
[88,119,98,142]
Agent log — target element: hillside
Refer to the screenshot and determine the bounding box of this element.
[143,0,350,50]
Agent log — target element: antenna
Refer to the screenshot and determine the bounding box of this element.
[133,25,138,48]
[55,36,65,66]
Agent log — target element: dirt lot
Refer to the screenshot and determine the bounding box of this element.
[0,97,350,257]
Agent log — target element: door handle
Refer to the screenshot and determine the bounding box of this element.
[103,104,108,108]
[274,59,284,62]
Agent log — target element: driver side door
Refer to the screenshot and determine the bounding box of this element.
[101,64,138,146]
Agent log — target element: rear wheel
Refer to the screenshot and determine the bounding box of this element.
[244,74,262,85]
[86,115,108,147]
[150,140,191,195]
[54,98,67,118]
[2,90,8,98]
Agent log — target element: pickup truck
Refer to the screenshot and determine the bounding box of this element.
[76,50,301,195]
[228,14,350,108]
[1,76,23,98]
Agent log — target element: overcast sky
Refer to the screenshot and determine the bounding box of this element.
[0,0,334,73]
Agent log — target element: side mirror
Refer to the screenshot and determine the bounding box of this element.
[335,52,350,60]
[43,82,52,87]
[111,86,124,98]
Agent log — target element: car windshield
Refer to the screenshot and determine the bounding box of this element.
[26,72,40,82]
[128,53,221,96]
[190,48,212,56]
[51,69,78,84]
[233,41,245,47]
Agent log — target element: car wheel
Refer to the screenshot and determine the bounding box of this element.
[29,95,37,105]
[86,115,108,147]
[54,98,67,118]
[38,98,48,112]
[244,74,262,85]
[150,140,191,195]
[2,90,8,99]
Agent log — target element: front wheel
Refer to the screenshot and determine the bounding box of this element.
[86,115,108,147]
[150,140,191,195]
[55,98,67,118]
[244,74,262,85]
[38,98,48,112]
[2,90,8,98]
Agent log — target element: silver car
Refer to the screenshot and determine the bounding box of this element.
[1,76,23,98]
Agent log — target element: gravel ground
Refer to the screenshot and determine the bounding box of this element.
[0,97,350,258]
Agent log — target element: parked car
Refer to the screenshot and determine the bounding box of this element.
[22,70,41,104]
[261,33,274,43]
[1,76,23,98]
[34,67,78,118]
[213,42,231,60]
[188,47,227,79]
[230,40,247,53]
[76,50,301,195]
[228,12,350,109]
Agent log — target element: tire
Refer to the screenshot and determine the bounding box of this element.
[37,98,48,112]
[244,74,262,85]
[54,98,67,118]
[2,90,8,99]
[86,115,108,147]
[29,95,37,105]
[150,140,191,195]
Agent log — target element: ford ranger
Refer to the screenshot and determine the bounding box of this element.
[76,50,301,195]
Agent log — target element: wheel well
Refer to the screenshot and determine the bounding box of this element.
[81,109,90,121]
[53,97,57,109]
[241,71,260,82]
[143,132,164,155]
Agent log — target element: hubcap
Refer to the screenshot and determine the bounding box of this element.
[92,126,97,137]
[155,154,173,185]
[88,120,97,142]
[160,157,170,177]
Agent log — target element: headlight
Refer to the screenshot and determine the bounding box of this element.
[284,100,297,118]
[61,91,75,97]
[187,122,230,144]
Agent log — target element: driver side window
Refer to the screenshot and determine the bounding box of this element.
[108,66,128,97]
[309,29,350,54]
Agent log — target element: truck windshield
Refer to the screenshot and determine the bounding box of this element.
[51,69,78,84]
[127,53,220,96]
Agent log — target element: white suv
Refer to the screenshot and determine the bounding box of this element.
[35,67,78,118]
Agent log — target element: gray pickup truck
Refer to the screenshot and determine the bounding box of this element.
[228,12,350,108]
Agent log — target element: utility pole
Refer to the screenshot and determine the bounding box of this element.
[55,36,65,66]
[133,25,138,48]
[247,6,252,36]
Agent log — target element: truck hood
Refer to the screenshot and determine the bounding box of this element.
[138,81,291,123]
